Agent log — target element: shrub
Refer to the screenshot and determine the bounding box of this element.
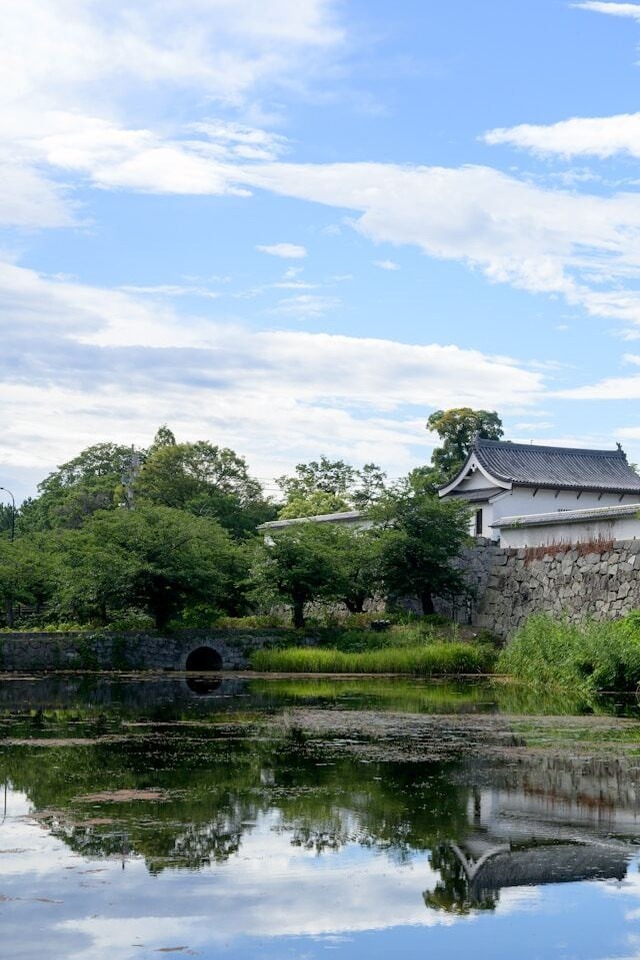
[497,612,640,692]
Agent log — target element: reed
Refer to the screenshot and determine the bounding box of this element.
[251,643,495,676]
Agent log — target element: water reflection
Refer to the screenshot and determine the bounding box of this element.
[1,676,640,959]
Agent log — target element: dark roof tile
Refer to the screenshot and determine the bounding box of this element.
[473,439,640,493]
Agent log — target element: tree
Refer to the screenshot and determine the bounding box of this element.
[332,527,383,614]
[0,535,60,626]
[20,443,141,531]
[251,523,347,628]
[57,506,245,629]
[427,408,503,483]
[276,457,387,517]
[134,441,274,538]
[374,488,471,615]
[278,491,350,519]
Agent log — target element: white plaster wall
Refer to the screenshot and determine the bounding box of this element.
[492,487,639,522]
[498,514,640,548]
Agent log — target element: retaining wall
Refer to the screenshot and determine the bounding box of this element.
[473,538,640,638]
[0,629,279,673]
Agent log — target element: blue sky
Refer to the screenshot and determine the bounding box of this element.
[6,0,640,500]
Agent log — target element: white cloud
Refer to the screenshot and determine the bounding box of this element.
[374,259,400,270]
[270,293,339,317]
[557,374,640,400]
[0,258,545,491]
[242,160,640,329]
[572,2,640,20]
[119,284,220,300]
[0,0,343,227]
[485,112,640,159]
[256,242,308,258]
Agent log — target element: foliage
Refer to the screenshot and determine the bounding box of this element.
[19,443,140,531]
[250,523,348,627]
[135,439,274,538]
[56,506,246,629]
[251,643,496,675]
[427,407,504,483]
[497,612,640,692]
[0,534,60,625]
[276,456,387,515]
[278,490,350,519]
[374,487,472,614]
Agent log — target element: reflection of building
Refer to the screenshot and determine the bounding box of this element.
[424,754,640,913]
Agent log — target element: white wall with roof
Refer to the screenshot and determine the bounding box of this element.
[494,504,640,548]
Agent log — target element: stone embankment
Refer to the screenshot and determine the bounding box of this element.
[474,538,640,637]
[0,629,277,672]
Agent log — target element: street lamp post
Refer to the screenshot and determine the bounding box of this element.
[0,487,15,542]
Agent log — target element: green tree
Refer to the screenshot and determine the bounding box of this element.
[332,527,383,614]
[374,488,471,615]
[135,441,273,538]
[57,506,244,629]
[20,443,141,531]
[0,535,60,626]
[251,523,347,628]
[278,491,350,519]
[427,408,503,483]
[276,456,387,517]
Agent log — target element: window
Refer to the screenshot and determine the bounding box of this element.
[475,509,483,537]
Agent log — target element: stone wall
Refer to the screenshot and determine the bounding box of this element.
[0,629,280,673]
[435,540,501,625]
[474,538,640,638]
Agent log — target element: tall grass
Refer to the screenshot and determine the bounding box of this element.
[497,612,640,691]
[251,643,496,676]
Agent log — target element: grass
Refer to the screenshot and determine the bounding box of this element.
[497,611,640,692]
[251,643,496,676]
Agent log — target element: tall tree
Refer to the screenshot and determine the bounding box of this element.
[58,506,244,629]
[0,535,60,626]
[427,408,503,483]
[276,457,387,517]
[374,488,471,615]
[251,523,347,628]
[332,527,383,614]
[134,441,274,538]
[20,443,141,531]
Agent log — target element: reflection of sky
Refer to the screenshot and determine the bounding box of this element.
[1,788,640,960]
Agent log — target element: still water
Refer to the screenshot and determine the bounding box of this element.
[2,675,640,959]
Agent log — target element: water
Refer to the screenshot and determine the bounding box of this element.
[2,675,640,959]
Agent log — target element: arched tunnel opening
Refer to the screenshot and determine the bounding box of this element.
[185,646,223,672]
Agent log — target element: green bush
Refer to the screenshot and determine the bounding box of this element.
[218,613,289,629]
[251,643,496,676]
[497,612,640,692]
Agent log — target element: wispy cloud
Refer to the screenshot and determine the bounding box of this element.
[572,2,640,20]
[270,293,339,317]
[485,112,640,159]
[256,242,308,259]
[0,258,546,488]
[120,284,220,300]
[373,259,400,270]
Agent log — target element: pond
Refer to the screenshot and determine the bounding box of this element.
[2,674,640,959]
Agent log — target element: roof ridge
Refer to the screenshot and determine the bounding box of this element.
[474,438,625,458]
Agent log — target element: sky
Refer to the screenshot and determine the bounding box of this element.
[6,1,640,500]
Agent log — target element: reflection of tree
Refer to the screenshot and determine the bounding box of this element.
[0,716,472,873]
[278,757,469,860]
[424,843,498,914]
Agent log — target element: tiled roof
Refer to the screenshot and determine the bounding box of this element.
[493,502,640,530]
[473,439,640,494]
